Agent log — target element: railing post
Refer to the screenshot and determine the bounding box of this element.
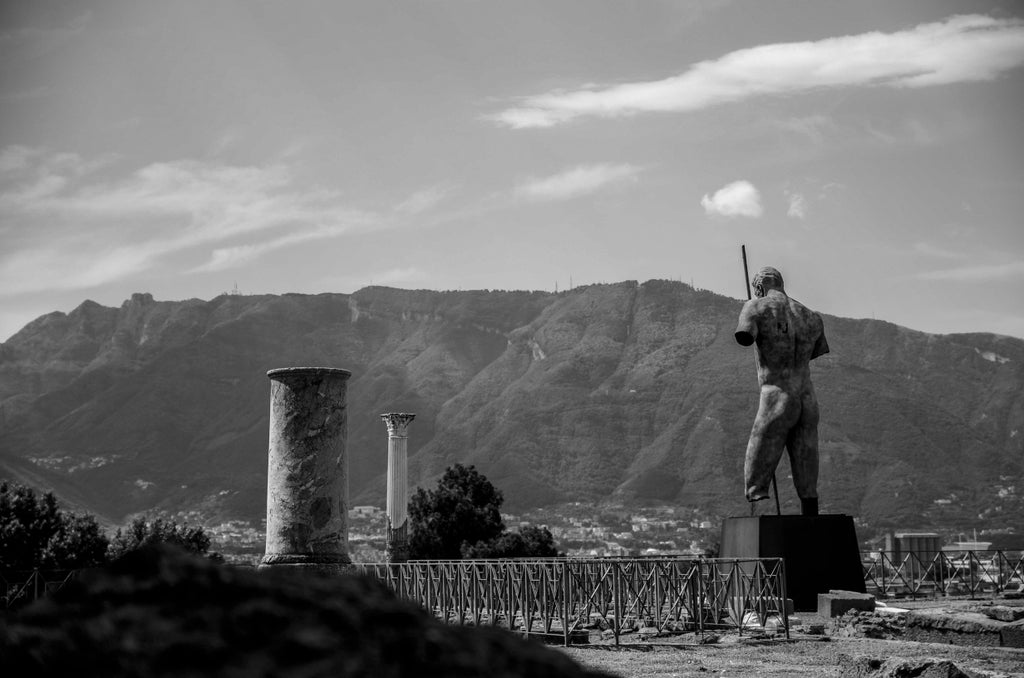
[777,558,790,640]
[970,551,977,599]
[612,561,621,646]
[562,561,570,647]
[654,560,663,631]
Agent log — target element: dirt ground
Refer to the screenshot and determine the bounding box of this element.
[560,600,1024,677]
[562,635,1024,677]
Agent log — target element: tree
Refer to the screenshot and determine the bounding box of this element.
[0,480,109,571]
[461,526,561,559]
[408,464,505,560]
[107,517,220,561]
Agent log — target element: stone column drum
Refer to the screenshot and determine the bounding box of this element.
[381,412,415,563]
[260,367,352,573]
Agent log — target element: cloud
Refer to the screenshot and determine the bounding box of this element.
[786,191,807,219]
[515,163,642,201]
[372,267,423,285]
[190,226,350,273]
[492,14,1024,128]
[913,242,964,259]
[0,148,380,293]
[916,261,1024,282]
[396,185,455,214]
[701,180,762,218]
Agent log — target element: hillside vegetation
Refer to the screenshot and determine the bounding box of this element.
[1,282,1021,535]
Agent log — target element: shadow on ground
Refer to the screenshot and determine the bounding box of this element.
[0,546,615,678]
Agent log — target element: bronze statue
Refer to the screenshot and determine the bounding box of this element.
[735,267,829,516]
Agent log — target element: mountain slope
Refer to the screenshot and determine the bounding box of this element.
[1,282,1021,532]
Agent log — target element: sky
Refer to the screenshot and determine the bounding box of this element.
[1,1,1023,341]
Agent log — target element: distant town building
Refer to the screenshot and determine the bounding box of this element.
[886,531,941,563]
[943,540,993,552]
[886,532,942,584]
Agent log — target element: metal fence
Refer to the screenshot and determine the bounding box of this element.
[356,557,789,645]
[863,549,1024,599]
[1,569,78,609]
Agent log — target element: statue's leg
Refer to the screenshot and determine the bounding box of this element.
[745,386,795,503]
[787,387,820,515]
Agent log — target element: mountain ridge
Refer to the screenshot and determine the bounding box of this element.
[1,281,1021,537]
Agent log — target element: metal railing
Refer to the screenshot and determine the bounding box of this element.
[862,549,1024,599]
[1,569,78,609]
[356,557,789,645]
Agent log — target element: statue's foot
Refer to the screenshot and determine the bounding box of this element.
[800,497,818,516]
[746,494,769,516]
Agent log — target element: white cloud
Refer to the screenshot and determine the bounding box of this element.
[916,261,1024,281]
[0,148,380,293]
[515,163,641,201]
[786,191,807,219]
[396,185,454,214]
[190,226,350,273]
[701,180,763,218]
[492,14,1024,128]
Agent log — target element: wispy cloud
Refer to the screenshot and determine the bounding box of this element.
[190,226,351,273]
[492,14,1024,128]
[701,180,762,218]
[515,163,642,201]
[913,242,965,259]
[786,191,807,219]
[372,267,423,285]
[396,184,455,214]
[0,11,91,61]
[0,147,380,294]
[916,261,1024,282]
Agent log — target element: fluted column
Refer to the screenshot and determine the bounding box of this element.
[260,367,352,573]
[381,412,415,563]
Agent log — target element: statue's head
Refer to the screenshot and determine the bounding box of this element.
[751,267,785,298]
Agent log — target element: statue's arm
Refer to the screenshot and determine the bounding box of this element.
[735,301,758,346]
[811,315,830,359]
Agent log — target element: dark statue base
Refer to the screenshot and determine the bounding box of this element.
[719,514,864,611]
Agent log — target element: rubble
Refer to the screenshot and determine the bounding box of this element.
[828,609,908,640]
[838,655,973,678]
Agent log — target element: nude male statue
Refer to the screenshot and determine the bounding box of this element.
[734,267,829,516]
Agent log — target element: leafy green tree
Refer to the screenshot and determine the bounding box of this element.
[108,517,220,561]
[0,480,109,571]
[461,525,561,559]
[408,464,505,560]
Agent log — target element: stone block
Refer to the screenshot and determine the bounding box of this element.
[983,605,1024,623]
[818,590,876,617]
[1002,620,1024,648]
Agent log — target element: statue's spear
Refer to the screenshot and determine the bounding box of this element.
[741,245,782,516]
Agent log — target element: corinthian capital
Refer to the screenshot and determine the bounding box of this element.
[380,412,416,437]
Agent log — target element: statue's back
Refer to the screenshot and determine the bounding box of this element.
[752,293,824,372]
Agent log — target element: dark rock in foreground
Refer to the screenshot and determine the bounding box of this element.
[838,655,972,678]
[0,546,614,677]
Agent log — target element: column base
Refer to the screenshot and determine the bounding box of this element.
[386,543,410,564]
[258,553,353,574]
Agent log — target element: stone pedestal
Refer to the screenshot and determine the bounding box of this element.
[381,413,415,563]
[720,514,865,611]
[260,367,352,573]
